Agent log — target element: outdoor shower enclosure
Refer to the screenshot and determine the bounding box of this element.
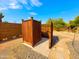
[22,17,41,46]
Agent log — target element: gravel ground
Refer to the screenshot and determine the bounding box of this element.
[49,31,79,59]
[0,38,48,59]
[0,44,47,59]
[1,31,79,59]
[0,38,23,52]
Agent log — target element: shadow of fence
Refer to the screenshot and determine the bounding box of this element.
[34,38,48,47]
[34,35,59,48]
[0,35,22,44]
[52,36,59,47]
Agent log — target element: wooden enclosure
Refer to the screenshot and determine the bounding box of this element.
[22,18,41,46]
[41,24,53,37]
[0,22,22,41]
[41,24,50,37]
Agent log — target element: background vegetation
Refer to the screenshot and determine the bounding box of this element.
[46,16,79,31]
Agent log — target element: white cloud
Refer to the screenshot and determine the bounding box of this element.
[0,0,21,10]
[26,6,31,10]
[9,3,22,9]
[0,7,8,11]
[30,0,42,7]
[9,5,21,9]
[18,0,28,4]
[0,0,43,11]
[29,12,37,15]
[27,17,31,19]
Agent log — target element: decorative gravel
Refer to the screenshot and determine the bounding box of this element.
[0,44,48,59]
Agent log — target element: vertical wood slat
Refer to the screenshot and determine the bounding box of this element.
[22,19,41,46]
[0,22,22,40]
[41,23,53,48]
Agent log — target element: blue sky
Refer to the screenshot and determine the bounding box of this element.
[0,0,79,23]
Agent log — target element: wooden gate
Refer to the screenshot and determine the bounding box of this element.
[41,22,53,48]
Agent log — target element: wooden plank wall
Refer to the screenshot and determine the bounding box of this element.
[41,24,53,48]
[41,24,53,38]
[33,20,41,46]
[0,22,22,40]
[22,20,41,46]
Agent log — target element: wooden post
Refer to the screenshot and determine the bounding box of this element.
[49,19,53,49]
[0,13,4,22]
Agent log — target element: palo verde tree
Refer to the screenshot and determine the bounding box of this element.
[46,18,53,24]
[69,20,76,29]
[74,16,79,26]
[0,12,4,22]
[46,18,66,30]
[68,16,79,29]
